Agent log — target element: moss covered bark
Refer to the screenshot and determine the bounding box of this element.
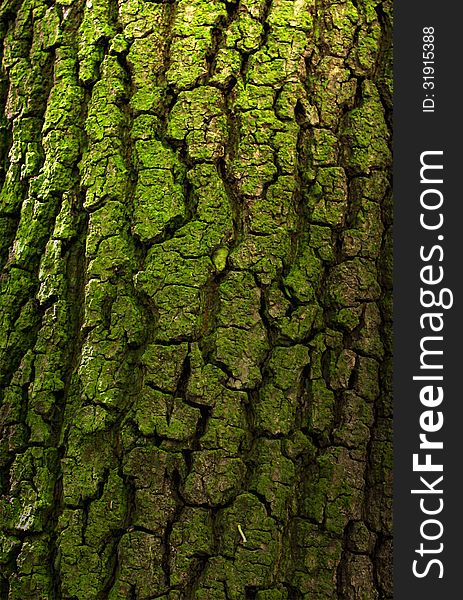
[0,0,392,598]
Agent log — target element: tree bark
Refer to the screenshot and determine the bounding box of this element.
[0,0,392,598]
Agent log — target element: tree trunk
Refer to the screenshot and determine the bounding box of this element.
[0,0,392,598]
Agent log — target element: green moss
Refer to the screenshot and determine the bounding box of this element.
[199,385,247,453]
[75,405,115,435]
[341,80,391,174]
[169,507,214,587]
[333,391,374,451]
[214,494,280,597]
[229,235,289,283]
[78,0,116,84]
[326,258,381,307]
[256,345,309,435]
[168,88,227,161]
[132,172,185,242]
[123,447,184,532]
[135,242,215,340]
[141,343,187,389]
[62,434,113,504]
[283,245,323,303]
[280,304,322,343]
[307,166,348,226]
[247,176,298,235]
[332,306,363,331]
[86,470,127,543]
[352,15,382,74]
[309,225,335,262]
[328,348,356,390]
[354,356,380,402]
[309,379,335,437]
[353,303,385,359]
[250,439,295,518]
[113,531,167,597]
[133,388,168,436]
[212,246,229,272]
[8,538,53,599]
[186,343,226,407]
[184,450,246,506]
[286,519,342,596]
[210,47,241,85]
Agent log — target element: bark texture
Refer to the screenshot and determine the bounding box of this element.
[0,0,393,598]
